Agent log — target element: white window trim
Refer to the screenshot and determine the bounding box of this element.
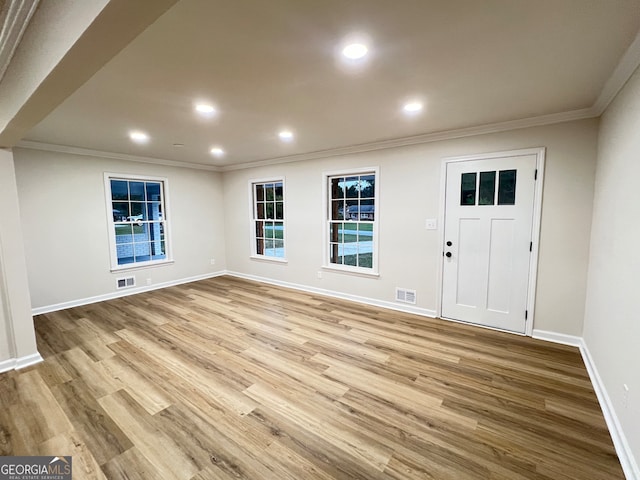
[322,166,380,276]
[104,172,174,272]
[248,177,287,263]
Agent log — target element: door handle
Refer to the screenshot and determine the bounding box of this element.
[445,252,452,258]
[446,241,452,246]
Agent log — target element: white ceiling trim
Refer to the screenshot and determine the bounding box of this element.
[15,140,222,172]
[0,0,39,83]
[593,30,640,115]
[221,107,596,172]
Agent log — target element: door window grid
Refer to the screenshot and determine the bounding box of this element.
[328,173,376,269]
[253,181,285,258]
[460,169,517,206]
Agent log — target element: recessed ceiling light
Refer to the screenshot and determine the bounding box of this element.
[129,131,149,143]
[403,101,424,114]
[210,147,225,157]
[278,130,294,141]
[342,43,368,60]
[195,103,216,115]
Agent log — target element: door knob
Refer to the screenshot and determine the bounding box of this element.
[446,241,452,246]
[445,252,452,258]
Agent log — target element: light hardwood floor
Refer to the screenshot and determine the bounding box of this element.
[0,276,623,479]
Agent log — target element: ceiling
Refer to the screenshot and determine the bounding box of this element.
[20,0,640,169]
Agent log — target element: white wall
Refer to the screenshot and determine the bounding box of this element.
[223,119,598,336]
[13,148,227,310]
[0,149,39,365]
[584,65,640,473]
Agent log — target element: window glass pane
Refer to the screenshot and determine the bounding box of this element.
[358,252,373,269]
[360,175,375,198]
[116,243,135,265]
[498,170,517,205]
[330,244,342,264]
[360,199,375,221]
[358,223,373,242]
[255,184,264,202]
[343,223,358,243]
[264,239,275,253]
[255,221,264,239]
[345,177,359,198]
[264,222,274,239]
[345,200,359,220]
[115,224,133,243]
[479,171,496,206]
[112,202,129,221]
[129,182,145,201]
[133,222,150,242]
[265,184,275,201]
[256,203,265,219]
[111,180,129,200]
[256,238,264,254]
[275,183,284,201]
[146,182,161,201]
[148,222,163,242]
[275,202,284,220]
[331,178,345,200]
[330,223,343,243]
[147,202,161,221]
[130,202,145,220]
[151,241,166,260]
[344,254,357,266]
[274,222,284,240]
[331,200,344,220]
[460,172,477,205]
[134,243,152,263]
[265,203,275,219]
[273,240,284,257]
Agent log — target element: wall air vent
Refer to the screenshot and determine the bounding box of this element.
[116,276,136,289]
[395,288,416,305]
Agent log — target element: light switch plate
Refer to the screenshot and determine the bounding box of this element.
[425,219,437,230]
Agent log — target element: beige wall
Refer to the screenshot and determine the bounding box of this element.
[0,149,39,363]
[13,148,227,310]
[223,119,598,336]
[584,65,640,470]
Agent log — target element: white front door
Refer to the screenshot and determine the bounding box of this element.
[441,151,540,333]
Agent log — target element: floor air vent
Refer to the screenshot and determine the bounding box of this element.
[116,276,136,289]
[395,288,416,304]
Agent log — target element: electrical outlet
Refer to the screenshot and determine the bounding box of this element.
[425,218,437,230]
[623,384,629,409]
[317,271,322,279]
[210,258,216,265]
[146,278,152,286]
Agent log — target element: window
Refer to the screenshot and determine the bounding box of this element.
[251,180,285,259]
[460,169,517,206]
[326,169,378,273]
[105,174,170,270]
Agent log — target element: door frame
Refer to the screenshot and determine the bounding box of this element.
[436,147,546,337]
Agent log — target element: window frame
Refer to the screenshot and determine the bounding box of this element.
[322,167,380,276]
[249,177,287,263]
[104,172,173,272]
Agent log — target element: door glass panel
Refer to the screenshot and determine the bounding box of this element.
[479,171,496,205]
[498,170,517,205]
[460,172,477,205]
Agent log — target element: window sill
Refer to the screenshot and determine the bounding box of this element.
[250,255,288,264]
[321,265,380,278]
[110,259,174,273]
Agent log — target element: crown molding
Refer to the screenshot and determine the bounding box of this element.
[0,0,39,83]
[593,31,640,116]
[221,107,596,172]
[15,140,223,172]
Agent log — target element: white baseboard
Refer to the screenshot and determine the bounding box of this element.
[532,329,582,347]
[225,270,437,319]
[32,271,226,315]
[534,329,638,480]
[580,341,639,480]
[0,352,44,373]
